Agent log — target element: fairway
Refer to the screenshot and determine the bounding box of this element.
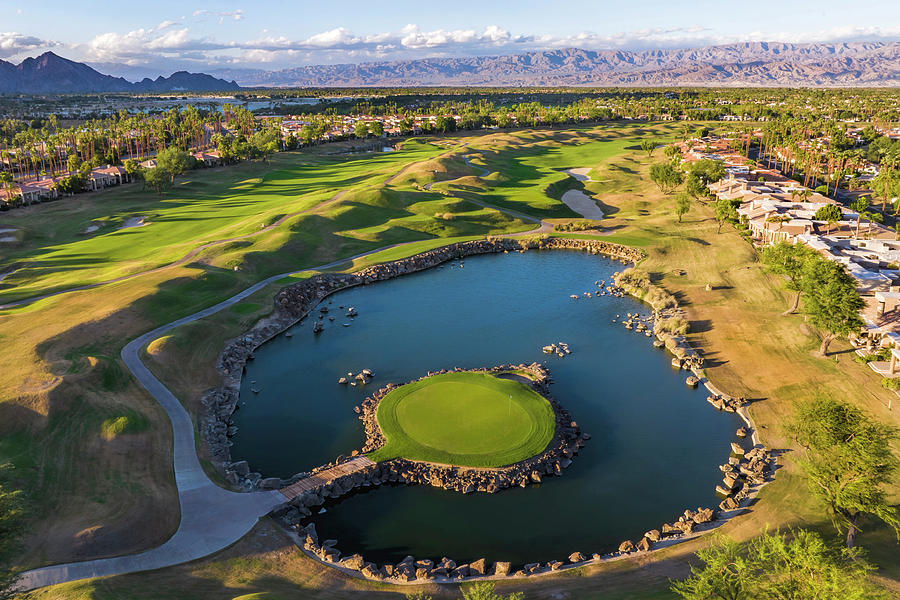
[368,372,556,467]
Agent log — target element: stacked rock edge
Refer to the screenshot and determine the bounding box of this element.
[200,236,643,487]
[193,235,776,581]
[353,363,587,492]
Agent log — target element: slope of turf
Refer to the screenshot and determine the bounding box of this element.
[367,371,556,467]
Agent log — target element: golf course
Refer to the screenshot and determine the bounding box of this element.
[3,122,900,599]
[368,372,556,467]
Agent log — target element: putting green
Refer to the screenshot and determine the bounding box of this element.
[367,372,556,467]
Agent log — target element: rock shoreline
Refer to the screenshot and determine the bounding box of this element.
[192,234,776,584]
[199,236,643,488]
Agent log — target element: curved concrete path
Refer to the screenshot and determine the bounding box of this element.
[16,150,553,591]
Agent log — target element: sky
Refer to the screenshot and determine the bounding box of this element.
[2,0,900,77]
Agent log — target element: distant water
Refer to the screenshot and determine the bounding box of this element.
[234,250,741,565]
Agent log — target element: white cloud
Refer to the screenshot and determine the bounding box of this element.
[0,31,57,58]
[20,21,900,73]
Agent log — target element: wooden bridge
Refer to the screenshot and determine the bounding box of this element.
[279,456,375,500]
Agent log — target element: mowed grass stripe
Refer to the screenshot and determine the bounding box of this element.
[368,372,556,468]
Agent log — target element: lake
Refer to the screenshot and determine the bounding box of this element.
[233,250,741,565]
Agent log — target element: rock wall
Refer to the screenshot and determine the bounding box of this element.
[199,236,644,487]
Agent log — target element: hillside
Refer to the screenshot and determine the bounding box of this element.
[209,42,900,87]
[0,52,240,93]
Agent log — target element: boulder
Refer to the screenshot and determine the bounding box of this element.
[645,529,661,543]
[693,508,716,524]
[416,567,432,580]
[719,496,740,511]
[231,460,250,477]
[636,537,651,552]
[618,540,635,553]
[661,523,681,537]
[568,552,586,563]
[730,442,745,456]
[452,565,470,578]
[341,554,365,570]
[258,477,281,489]
[493,561,511,576]
[360,564,382,580]
[548,560,565,571]
[468,558,487,575]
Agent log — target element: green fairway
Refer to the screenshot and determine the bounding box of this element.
[0,140,448,304]
[367,372,556,467]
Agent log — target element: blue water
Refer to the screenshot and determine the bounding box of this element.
[234,250,741,565]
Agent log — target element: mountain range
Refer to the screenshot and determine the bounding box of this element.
[0,52,240,94]
[2,42,899,93]
[208,42,900,87]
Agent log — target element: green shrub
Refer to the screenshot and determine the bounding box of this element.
[882,377,900,390]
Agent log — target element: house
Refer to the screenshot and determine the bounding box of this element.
[191,150,222,167]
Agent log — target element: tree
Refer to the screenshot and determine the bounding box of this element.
[460,582,523,600]
[760,241,815,314]
[434,115,457,134]
[813,203,842,235]
[685,173,707,199]
[671,530,890,600]
[142,166,172,196]
[0,465,23,599]
[123,158,142,181]
[689,159,726,185]
[800,257,864,356]
[786,398,900,548]
[849,196,883,238]
[714,197,737,234]
[674,192,691,223]
[155,147,193,183]
[369,121,385,137]
[664,144,680,159]
[640,139,658,157]
[249,129,279,164]
[649,162,684,193]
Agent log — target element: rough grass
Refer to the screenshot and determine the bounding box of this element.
[99,409,149,441]
[368,372,555,467]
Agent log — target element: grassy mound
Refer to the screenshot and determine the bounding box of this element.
[368,371,555,467]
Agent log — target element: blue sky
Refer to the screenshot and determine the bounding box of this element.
[2,0,900,75]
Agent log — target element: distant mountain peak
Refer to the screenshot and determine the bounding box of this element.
[0,53,241,94]
[210,41,900,88]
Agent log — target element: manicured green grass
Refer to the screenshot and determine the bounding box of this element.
[0,140,447,304]
[367,372,555,467]
[460,133,636,219]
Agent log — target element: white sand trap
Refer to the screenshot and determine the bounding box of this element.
[564,168,594,182]
[561,189,605,220]
[84,225,99,234]
[0,228,16,234]
[0,236,16,243]
[119,217,147,230]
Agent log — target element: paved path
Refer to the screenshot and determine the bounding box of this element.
[15,149,550,591]
[280,457,375,500]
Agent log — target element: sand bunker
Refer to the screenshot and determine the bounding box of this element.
[84,225,99,234]
[563,168,594,182]
[561,189,604,220]
[119,217,147,230]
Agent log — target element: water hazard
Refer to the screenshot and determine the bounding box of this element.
[234,250,742,565]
